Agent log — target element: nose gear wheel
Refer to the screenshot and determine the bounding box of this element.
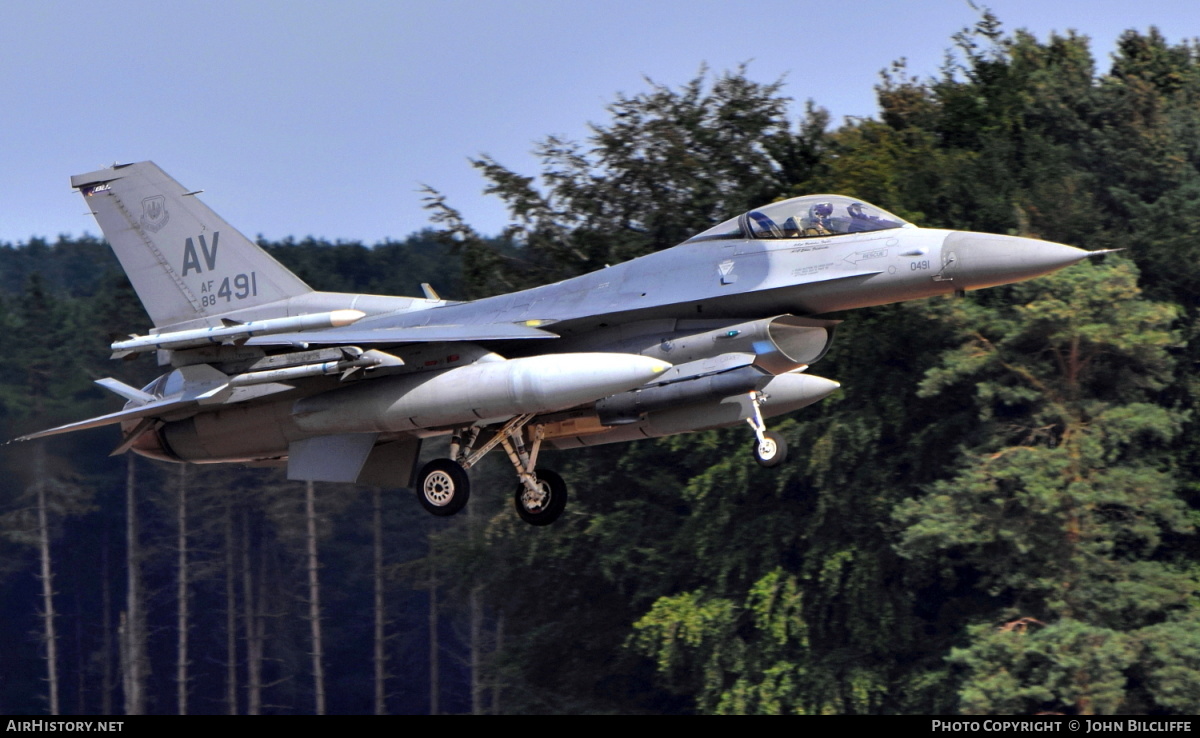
[753,430,787,467]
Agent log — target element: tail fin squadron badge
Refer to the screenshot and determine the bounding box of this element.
[140,195,169,233]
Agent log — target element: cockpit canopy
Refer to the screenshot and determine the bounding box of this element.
[685,195,910,243]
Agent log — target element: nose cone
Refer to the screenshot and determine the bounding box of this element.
[943,232,1092,291]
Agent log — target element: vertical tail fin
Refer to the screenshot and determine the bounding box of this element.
[72,162,312,329]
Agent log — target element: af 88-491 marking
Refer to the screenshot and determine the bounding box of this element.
[198,272,258,307]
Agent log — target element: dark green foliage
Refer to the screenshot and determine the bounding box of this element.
[258,230,464,299]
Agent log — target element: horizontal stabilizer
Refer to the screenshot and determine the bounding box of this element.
[13,367,298,444]
[247,322,559,346]
[13,395,195,442]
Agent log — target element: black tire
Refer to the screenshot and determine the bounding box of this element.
[513,468,568,526]
[416,459,470,516]
[753,430,788,468]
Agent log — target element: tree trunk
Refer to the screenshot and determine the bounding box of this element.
[73,589,85,714]
[492,612,504,715]
[123,456,145,715]
[224,499,238,715]
[242,510,261,715]
[35,446,59,716]
[101,525,113,716]
[429,549,439,716]
[118,612,129,714]
[305,481,326,715]
[468,489,483,715]
[470,585,483,715]
[372,486,387,715]
[176,464,190,715]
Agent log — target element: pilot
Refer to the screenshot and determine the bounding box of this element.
[804,202,834,235]
[847,202,874,232]
[747,211,783,238]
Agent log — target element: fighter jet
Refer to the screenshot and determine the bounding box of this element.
[16,162,1109,525]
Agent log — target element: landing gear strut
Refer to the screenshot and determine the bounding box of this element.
[414,413,569,525]
[747,391,788,467]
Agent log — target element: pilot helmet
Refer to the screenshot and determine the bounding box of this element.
[848,202,868,219]
[810,202,833,218]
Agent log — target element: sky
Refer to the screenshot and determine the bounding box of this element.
[2,0,1197,246]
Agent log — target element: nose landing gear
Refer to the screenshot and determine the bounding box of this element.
[747,391,788,467]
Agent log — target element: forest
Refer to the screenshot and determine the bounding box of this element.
[2,14,1199,714]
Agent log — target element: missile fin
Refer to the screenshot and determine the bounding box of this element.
[178,364,232,405]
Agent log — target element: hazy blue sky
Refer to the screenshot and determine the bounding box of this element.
[2,1,1196,245]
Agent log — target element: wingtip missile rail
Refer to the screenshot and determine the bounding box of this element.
[110,309,368,358]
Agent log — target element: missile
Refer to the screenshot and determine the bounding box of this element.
[227,352,397,387]
[544,371,841,449]
[111,309,367,357]
[596,365,770,425]
[293,352,671,435]
[180,349,403,405]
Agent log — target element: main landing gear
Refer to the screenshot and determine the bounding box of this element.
[414,413,568,526]
[747,391,788,467]
[415,393,789,524]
